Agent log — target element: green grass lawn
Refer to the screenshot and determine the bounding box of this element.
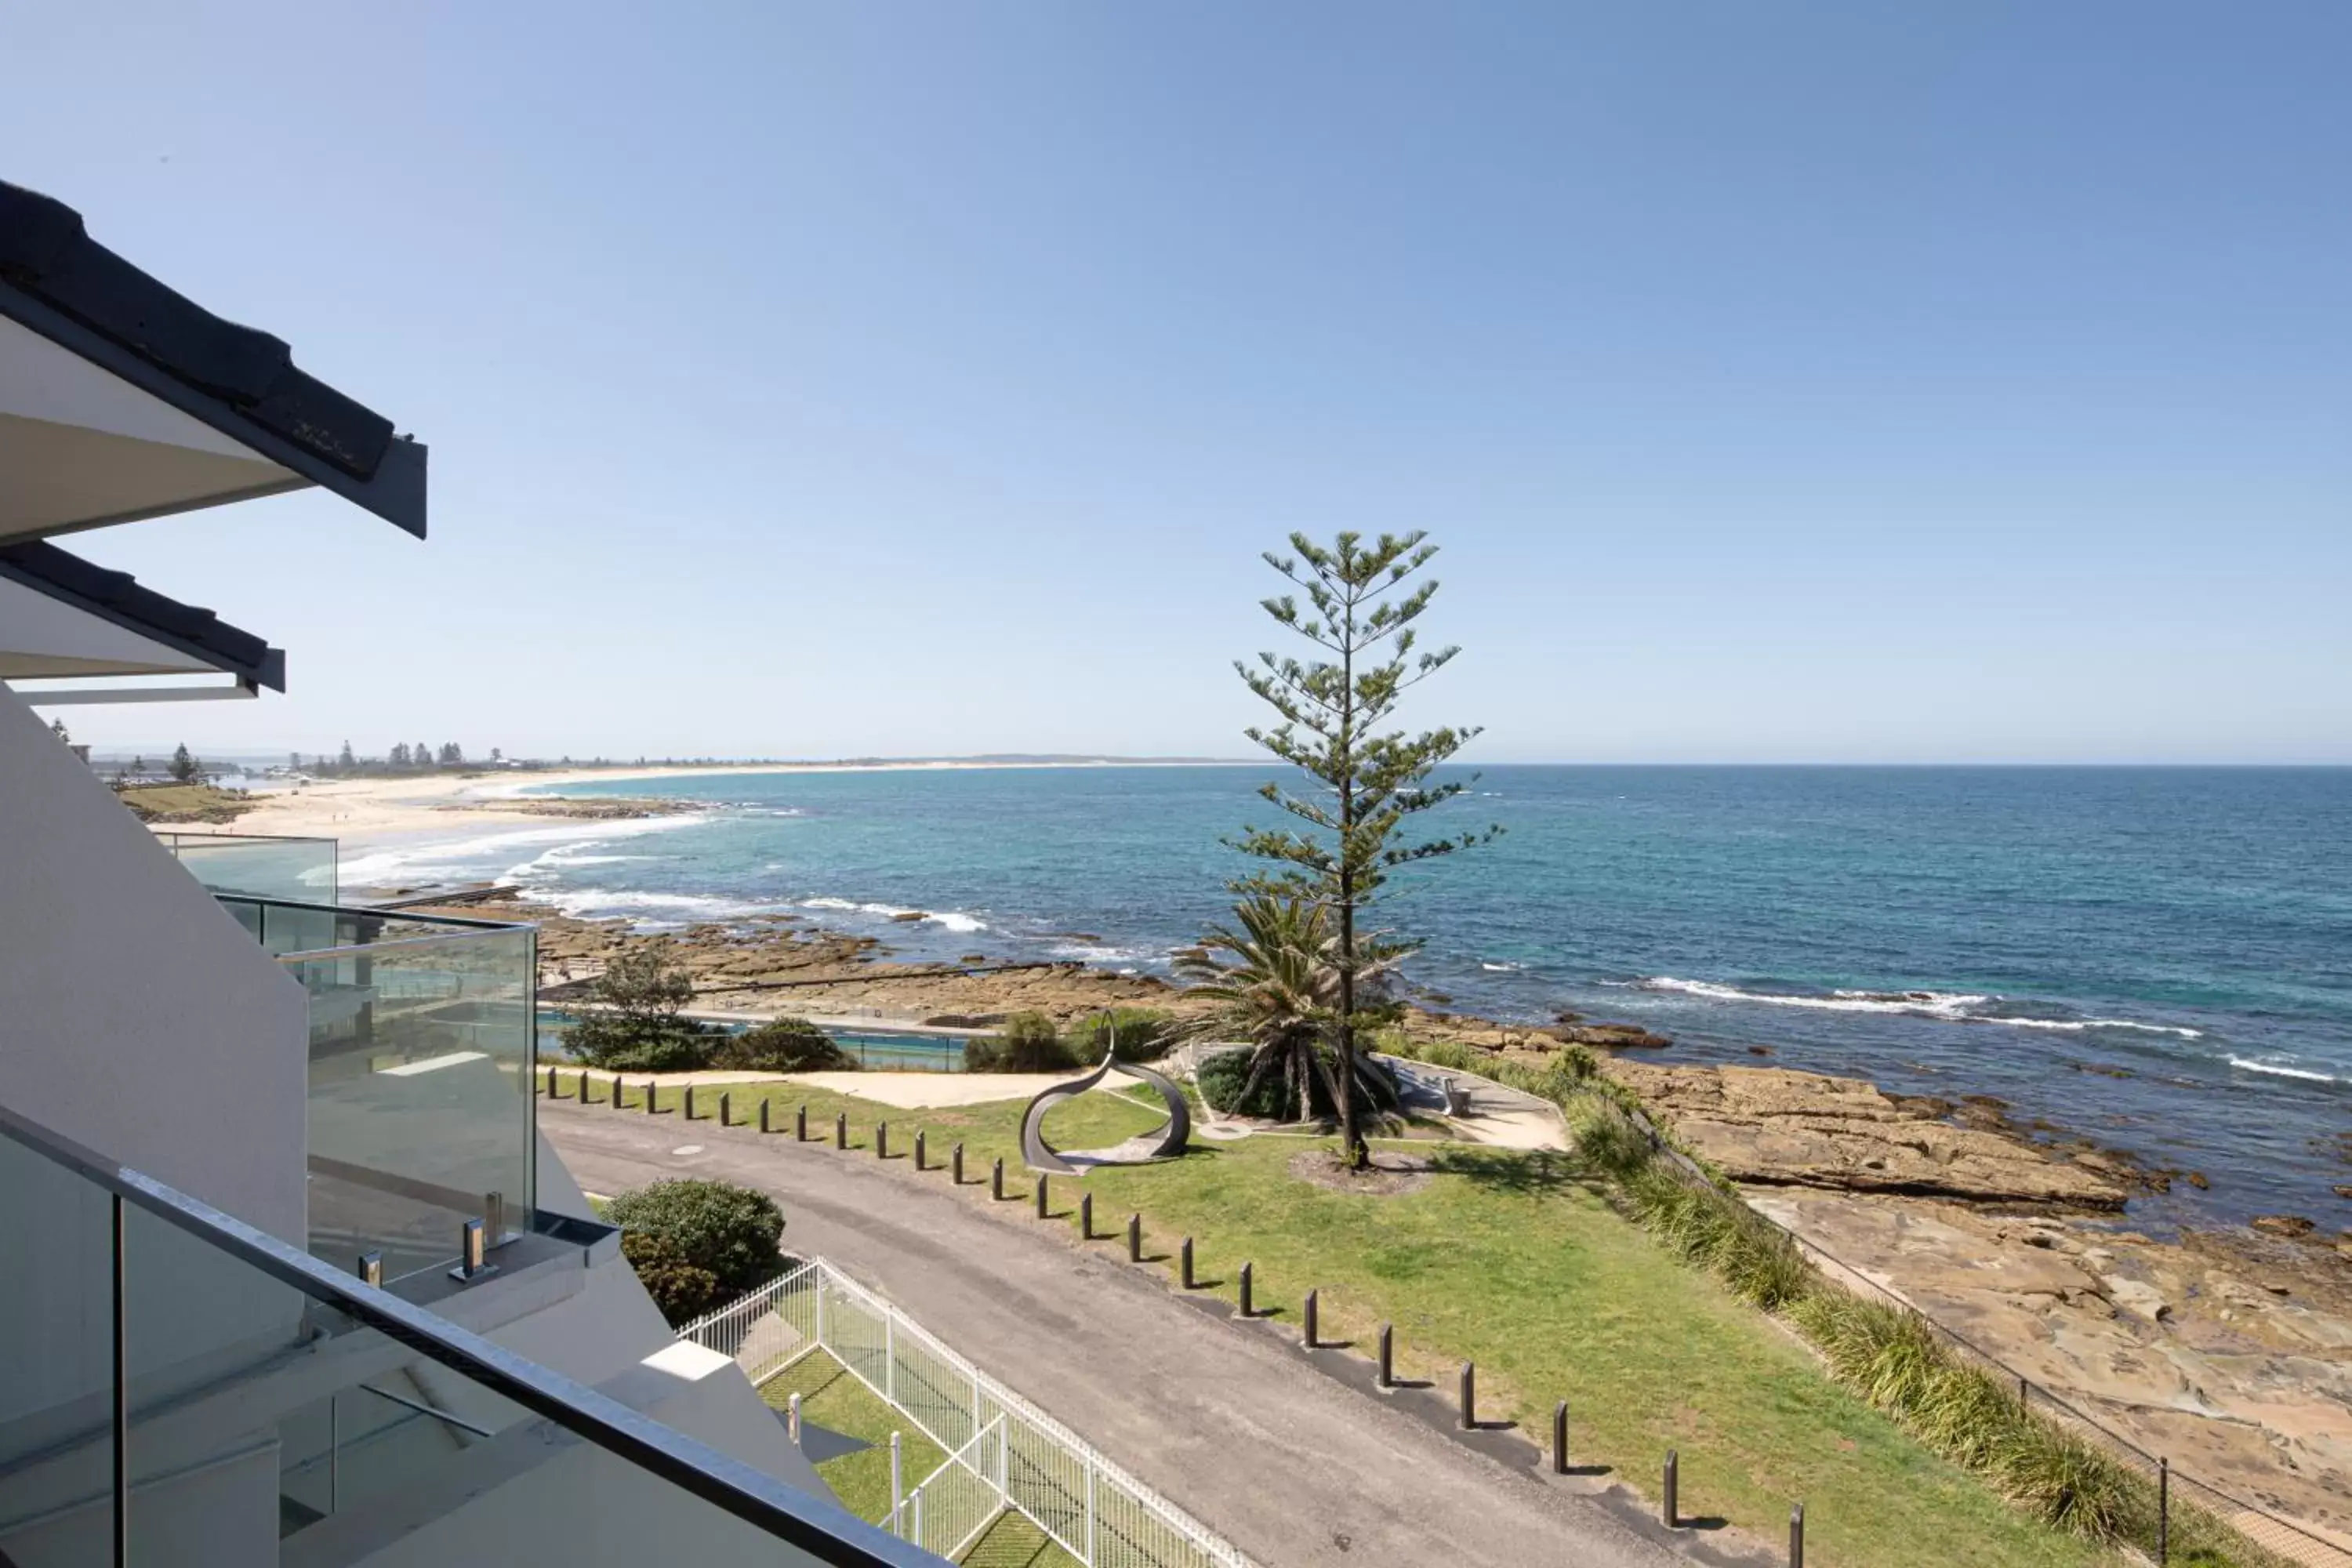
[562,1069,2122,1568]
[760,1349,946,1526]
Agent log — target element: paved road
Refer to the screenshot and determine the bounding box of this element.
[544,1100,1720,1568]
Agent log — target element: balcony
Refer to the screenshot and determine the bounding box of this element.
[0,1100,935,1566]
[159,832,339,905]
[216,895,540,1288]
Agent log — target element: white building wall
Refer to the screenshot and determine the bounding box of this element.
[0,684,308,1240]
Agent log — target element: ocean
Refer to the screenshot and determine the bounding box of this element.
[346,764,2352,1229]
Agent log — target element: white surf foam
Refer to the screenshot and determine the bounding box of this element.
[1982,1015,2204,1040]
[796,896,987,933]
[338,813,709,886]
[2227,1057,2338,1084]
[1643,977,1988,1020]
[1640,977,2198,1039]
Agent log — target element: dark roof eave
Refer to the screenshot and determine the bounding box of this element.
[0,180,426,539]
[0,539,288,692]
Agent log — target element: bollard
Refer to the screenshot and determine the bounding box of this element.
[585,1072,601,1105]
[795,1102,807,1140]
[1080,1192,1094,1240]
[1181,1237,1195,1289]
[787,1391,803,1444]
[1789,1501,1805,1568]
[837,1112,848,1149]
[760,1098,773,1134]
[915,1131,927,1171]
[1552,1401,1569,1475]
[644,1079,658,1115]
[1127,1213,1142,1264]
[720,1091,732,1127]
[1036,1174,1048,1218]
[685,1084,697,1121]
[952,1142,964,1185]
[546,1065,558,1097]
[1459,1362,1476,1430]
[1663,1449,1679,1528]
[877,1121,889,1159]
[2158,1457,2169,1565]
[1377,1323,1393,1388]
[1303,1289,1319,1349]
[992,1156,1004,1200]
[1239,1261,1254,1318]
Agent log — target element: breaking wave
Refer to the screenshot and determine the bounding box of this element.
[2228,1057,2338,1084]
[1635,977,2200,1038]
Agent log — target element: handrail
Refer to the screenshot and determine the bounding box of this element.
[212,891,532,935]
[0,1098,940,1568]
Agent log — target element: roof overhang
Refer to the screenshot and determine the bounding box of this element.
[0,540,284,693]
[0,180,426,543]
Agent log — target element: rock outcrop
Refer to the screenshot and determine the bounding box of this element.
[1602,1059,2130,1210]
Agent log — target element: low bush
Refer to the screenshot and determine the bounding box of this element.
[1196,1045,1398,1120]
[1064,1007,1177,1063]
[964,1011,1082,1073]
[606,1178,785,1298]
[621,1230,724,1327]
[711,1015,856,1073]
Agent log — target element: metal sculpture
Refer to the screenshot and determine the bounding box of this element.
[1018,1016,1191,1174]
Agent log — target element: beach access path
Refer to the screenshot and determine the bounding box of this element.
[540,1098,1703,1568]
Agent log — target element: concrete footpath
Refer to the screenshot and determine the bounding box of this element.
[543,1099,1751,1568]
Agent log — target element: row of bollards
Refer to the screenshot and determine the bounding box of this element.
[545,1066,1820,1564]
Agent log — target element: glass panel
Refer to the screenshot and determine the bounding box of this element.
[293,925,539,1282]
[0,1134,114,1567]
[113,1203,843,1564]
[162,833,338,903]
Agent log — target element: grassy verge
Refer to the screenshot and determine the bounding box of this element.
[561,1067,2123,1566]
[1395,1042,2297,1568]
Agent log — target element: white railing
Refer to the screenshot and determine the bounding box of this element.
[681,1258,1253,1568]
[897,1415,1007,1560]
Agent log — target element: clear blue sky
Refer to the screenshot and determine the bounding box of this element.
[9,2,2348,763]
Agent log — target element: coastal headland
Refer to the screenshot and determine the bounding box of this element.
[197,768,2351,1547]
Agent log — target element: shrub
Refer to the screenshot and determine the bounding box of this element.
[1196,1046,1398,1120]
[605,1178,784,1297]
[564,946,715,1071]
[710,1015,856,1072]
[621,1229,723,1327]
[1064,1007,1176,1063]
[964,1011,1082,1073]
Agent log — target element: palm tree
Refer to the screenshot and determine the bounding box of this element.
[1178,895,1403,1124]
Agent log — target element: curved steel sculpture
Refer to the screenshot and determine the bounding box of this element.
[1019,1018,1191,1174]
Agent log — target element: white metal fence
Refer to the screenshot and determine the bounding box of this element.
[681,1258,1253,1568]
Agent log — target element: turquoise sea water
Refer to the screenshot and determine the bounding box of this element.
[351,765,2352,1228]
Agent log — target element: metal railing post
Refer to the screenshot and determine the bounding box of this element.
[815,1273,828,1352]
[885,1316,897,1403]
[1085,1459,1098,1565]
[890,1432,903,1535]
[2158,1457,2169,1564]
[787,1391,802,1443]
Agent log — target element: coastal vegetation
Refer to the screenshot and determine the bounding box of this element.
[710,1014,858,1073]
[607,1177,786,1327]
[1221,528,1497,1167]
[963,1011,1083,1072]
[562,946,714,1071]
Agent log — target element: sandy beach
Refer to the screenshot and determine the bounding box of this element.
[222,760,1152,847]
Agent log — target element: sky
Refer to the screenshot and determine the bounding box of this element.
[6,2,2348,764]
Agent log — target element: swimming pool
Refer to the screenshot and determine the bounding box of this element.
[538,1011,972,1073]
